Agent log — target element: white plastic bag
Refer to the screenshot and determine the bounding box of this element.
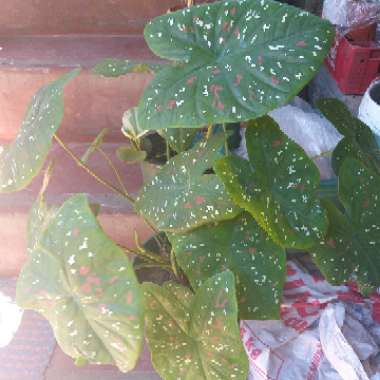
[323,0,380,34]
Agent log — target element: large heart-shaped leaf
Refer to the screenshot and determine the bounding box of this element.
[0,69,80,193]
[92,58,163,77]
[317,98,380,175]
[138,0,334,130]
[169,212,286,319]
[17,194,144,373]
[312,159,380,295]
[143,271,248,380]
[215,116,327,249]
[135,132,241,232]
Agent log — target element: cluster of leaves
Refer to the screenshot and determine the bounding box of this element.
[4,1,373,380]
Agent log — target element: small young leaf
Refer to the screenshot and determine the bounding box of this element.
[17,194,144,373]
[169,212,286,320]
[92,58,164,77]
[81,128,108,163]
[143,271,248,380]
[0,69,80,192]
[135,132,241,233]
[317,98,380,175]
[138,0,334,130]
[122,107,149,140]
[312,159,380,295]
[215,116,327,249]
[116,147,147,164]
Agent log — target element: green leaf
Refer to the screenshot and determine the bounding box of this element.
[122,107,149,140]
[143,271,248,380]
[138,0,334,130]
[215,116,327,249]
[81,128,108,163]
[169,212,286,319]
[0,69,80,193]
[158,128,197,153]
[16,194,144,373]
[135,132,241,232]
[92,58,164,77]
[312,159,380,294]
[317,98,380,175]
[116,147,147,164]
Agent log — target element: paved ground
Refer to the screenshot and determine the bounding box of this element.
[45,346,161,380]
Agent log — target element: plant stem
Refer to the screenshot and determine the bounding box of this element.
[166,140,170,163]
[187,0,193,6]
[134,262,172,272]
[206,124,214,140]
[96,147,131,199]
[54,134,136,203]
[222,123,229,155]
[170,249,180,280]
[55,134,161,238]
[124,244,168,265]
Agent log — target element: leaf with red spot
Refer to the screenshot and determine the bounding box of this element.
[138,0,334,130]
[135,132,241,233]
[215,116,328,249]
[169,212,286,319]
[312,159,380,295]
[16,194,144,373]
[143,271,248,380]
[0,69,80,192]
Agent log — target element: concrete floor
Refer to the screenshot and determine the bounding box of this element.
[45,346,161,380]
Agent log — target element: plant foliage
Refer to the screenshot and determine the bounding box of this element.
[17,194,144,372]
[143,271,248,380]
[215,116,327,249]
[0,69,79,192]
[138,0,334,130]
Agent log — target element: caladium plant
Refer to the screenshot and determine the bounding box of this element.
[6,1,379,380]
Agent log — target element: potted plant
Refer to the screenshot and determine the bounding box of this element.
[4,0,376,379]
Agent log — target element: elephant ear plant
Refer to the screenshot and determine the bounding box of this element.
[0,0,343,379]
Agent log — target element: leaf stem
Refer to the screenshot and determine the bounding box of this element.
[96,146,131,199]
[54,134,135,204]
[124,244,168,265]
[134,262,172,272]
[222,123,229,155]
[170,249,180,280]
[206,124,214,140]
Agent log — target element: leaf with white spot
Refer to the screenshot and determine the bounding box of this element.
[169,212,286,319]
[92,58,164,77]
[158,128,197,153]
[312,159,380,295]
[16,194,144,373]
[143,271,248,380]
[0,69,80,193]
[138,0,334,130]
[135,132,241,233]
[317,98,380,175]
[215,116,327,249]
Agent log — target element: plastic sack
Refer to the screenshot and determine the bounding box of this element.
[0,290,23,348]
[242,259,380,379]
[322,0,380,35]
